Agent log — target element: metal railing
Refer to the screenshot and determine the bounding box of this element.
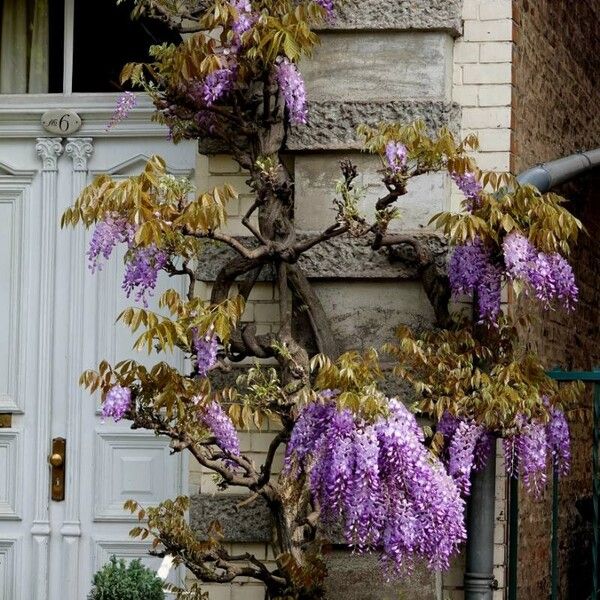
[507,370,600,600]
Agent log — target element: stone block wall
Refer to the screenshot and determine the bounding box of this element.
[189,1,522,598]
[511,0,600,598]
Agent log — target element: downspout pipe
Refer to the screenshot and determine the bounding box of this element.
[516,148,600,192]
[464,147,600,600]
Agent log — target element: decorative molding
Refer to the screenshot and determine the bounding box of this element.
[0,433,22,519]
[0,179,29,413]
[65,137,94,172]
[195,233,449,282]
[317,0,462,34]
[0,95,166,138]
[94,431,183,522]
[35,138,64,171]
[0,161,36,179]
[0,538,21,600]
[90,152,194,179]
[31,137,62,600]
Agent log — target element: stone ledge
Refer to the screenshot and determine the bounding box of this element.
[286,100,461,151]
[195,233,448,283]
[316,0,462,36]
[198,100,461,155]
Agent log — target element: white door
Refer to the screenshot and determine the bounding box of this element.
[0,107,195,600]
[0,3,194,599]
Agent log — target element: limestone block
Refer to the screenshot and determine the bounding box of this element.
[267,100,458,152]
[317,0,462,34]
[190,494,273,543]
[324,551,438,600]
[313,281,436,350]
[301,32,454,103]
[293,152,450,231]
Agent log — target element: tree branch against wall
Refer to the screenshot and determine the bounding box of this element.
[63,1,585,598]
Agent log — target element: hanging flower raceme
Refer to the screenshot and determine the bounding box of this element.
[121,244,169,307]
[197,400,241,459]
[448,238,502,323]
[87,213,135,273]
[314,0,335,18]
[448,230,578,324]
[192,328,219,377]
[201,66,237,106]
[451,171,483,212]
[229,0,256,41]
[102,385,132,422]
[274,58,308,125]
[106,92,137,130]
[385,141,408,175]
[438,407,571,497]
[285,398,466,574]
[503,232,578,311]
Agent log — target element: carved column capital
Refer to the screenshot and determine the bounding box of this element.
[35,138,64,171]
[65,138,94,172]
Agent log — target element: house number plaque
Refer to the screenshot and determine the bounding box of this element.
[41,109,82,135]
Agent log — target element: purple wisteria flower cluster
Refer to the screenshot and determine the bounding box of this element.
[503,232,578,311]
[448,238,503,323]
[192,328,219,377]
[285,398,466,573]
[102,385,132,422]
[106,92,137,130]
[437,407,571,497]
[201,66,237,106]
[88,215,169,307]
[197,400,241,459]
[230,0,255,39]
[385,141,408,175]
[448,231,578,324]
[122,244,169,307]
[87,213,135,273]
[451,171,483,212]
[313,0,335,19]
[274,58,308,125]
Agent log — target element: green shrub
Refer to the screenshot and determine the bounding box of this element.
[88,556,165,600]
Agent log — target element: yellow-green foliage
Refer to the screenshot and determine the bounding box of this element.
[385,320,584,433]
[62,156,236,254]
[310,350,387,420]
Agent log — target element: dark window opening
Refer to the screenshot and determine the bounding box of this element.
[48,0,64,93]
[72,1,180,93]
[0,0,64,94]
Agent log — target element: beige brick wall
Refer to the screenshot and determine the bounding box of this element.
[452,0,513,177]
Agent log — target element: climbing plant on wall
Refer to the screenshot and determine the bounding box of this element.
[62,1,583,598]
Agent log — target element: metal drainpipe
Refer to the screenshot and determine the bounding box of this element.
[463,148,600,600]
[516,148,600,191]
[464,449,497,600]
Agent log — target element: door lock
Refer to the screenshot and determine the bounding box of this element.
[48,437,66,501]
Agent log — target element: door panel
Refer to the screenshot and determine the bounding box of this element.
[0,126,194,599]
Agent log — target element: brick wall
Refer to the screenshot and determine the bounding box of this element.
[511,0,600,598]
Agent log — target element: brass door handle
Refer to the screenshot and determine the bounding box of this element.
[48,438,66,501]
[49,453,63,467]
